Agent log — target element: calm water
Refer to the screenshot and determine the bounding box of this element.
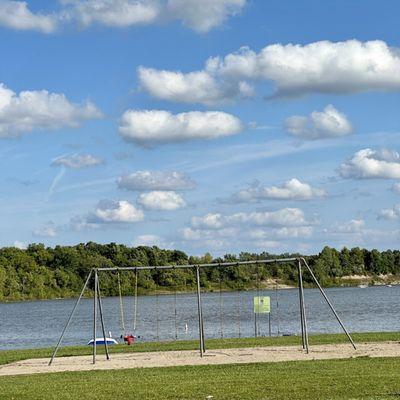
[0,285,399,350]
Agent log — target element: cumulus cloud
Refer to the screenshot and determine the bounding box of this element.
[333,219,365,233]
[0,83,102,138]
[191,208,312,229]
[378,205,400,220]
[137,67,253,105]
[132,234,172,248]
[230,178,326,202]
[182,226,236,242]
[182,207,315,250]
[119,109,243,147]
[118,170,195,191]
[249,226,314,240]
[13,240,27,249]
[285,105,353,140]
[61,0,160,27]
[139,40,400,104]
[0,0,57,33]
[338,148,400,179]
[137,191,186,210]
[167,0,246,33]
[51,153,104,169]
[86,200,144,224]
[391,182,400,195]
[33,222,57,238]
[0,0,246,33]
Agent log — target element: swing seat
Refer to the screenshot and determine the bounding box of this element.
[123,334,136,345]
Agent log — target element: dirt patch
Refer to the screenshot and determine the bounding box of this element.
[0,342,399,377]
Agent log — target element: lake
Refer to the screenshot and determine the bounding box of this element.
[0,285,398,350]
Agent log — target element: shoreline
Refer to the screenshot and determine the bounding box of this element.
[0,274,398,304]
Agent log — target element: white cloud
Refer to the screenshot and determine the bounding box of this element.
[333,219,365,233]
[5,0,245,33]
[285,105,353,140]
[339,148,400,179]
[88,200,144,223]
[33,223,57,238]
[249,226,313,239]
[132,234,172,248]
[378,205,400,220]
[139,40,400,103]
[0,1,57,33]
[13,240,27,249]
[137,67,251,106]
[231,178,326,202]
[181,226,237,241]
[182,208,315,251]
[137,191,186,210]
[167,0,246,33]
[119,109,243,147]
[391,182,400,195]
[0,83,102,138]
[51,153,104,169]
[192,213,225,230]
[232,208,311,227]
[61,0,160,27]
[191,208,312,229]
[118,170,195,191]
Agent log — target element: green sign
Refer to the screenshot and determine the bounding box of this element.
[253,296,270,314]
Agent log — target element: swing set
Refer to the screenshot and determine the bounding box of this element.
[48,257,356,366]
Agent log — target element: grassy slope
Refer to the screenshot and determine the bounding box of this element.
[1,331,399,366]
[1,357,400,400]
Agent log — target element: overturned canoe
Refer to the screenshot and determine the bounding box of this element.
[87,338,118,345]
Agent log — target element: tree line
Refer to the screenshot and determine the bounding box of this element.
[0,243,399,301]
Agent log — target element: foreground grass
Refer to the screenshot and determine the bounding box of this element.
[1,357,400,399]
[1,331,399,366]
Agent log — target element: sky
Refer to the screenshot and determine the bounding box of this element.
[0,0,399,256]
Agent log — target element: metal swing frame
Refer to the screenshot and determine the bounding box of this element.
[48,257,356,366]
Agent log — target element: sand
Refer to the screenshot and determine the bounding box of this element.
[0,342,399,377]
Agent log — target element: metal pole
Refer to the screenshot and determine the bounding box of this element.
[117,271,125,335]
[219,275,224,339]
[174,284,178,341]
[96,275,110,360]
[93,270,98,364]
[275,284,280,336]
[155,284,160,342]
[298,261,309,353]
[195,266,204,357]
[269,313,271,337]
[237,290,241,339]
[301,258,357,350]
[200,272,206,353]
[49,270,93,366]
[133,269,138,332]
[297,261,306,350]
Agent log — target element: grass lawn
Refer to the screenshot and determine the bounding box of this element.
[1,331,399,366]
[1,356,400,399]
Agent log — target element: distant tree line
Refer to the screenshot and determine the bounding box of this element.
[0,243,399,301]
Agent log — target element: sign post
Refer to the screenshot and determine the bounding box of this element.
[253,296,271,337]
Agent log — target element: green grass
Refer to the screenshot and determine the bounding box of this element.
[1,331,399,366]
[1,357,400,399]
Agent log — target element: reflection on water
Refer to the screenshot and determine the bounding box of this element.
[0,285,399,350]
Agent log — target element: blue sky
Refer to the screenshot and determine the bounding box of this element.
[0,0,399,255]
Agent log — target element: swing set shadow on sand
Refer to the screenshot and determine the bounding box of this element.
[48,257,356,366]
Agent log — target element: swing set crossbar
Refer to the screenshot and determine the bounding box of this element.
[95,258,298,272]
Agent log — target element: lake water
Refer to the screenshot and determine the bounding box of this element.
[0,285,399,350]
